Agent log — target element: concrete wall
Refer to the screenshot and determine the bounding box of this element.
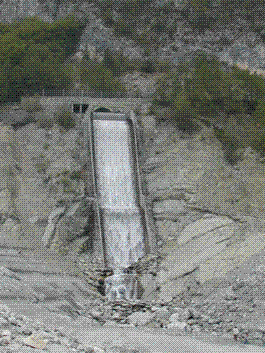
[29,97,152,117]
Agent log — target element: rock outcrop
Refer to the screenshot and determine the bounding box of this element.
[135,115,265,305]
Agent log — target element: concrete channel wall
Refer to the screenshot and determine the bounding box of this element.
[82,107,157,271]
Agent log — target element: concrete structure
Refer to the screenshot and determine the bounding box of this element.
[82,107,157,300]
[32,96,152,117]
[82,106,157,272]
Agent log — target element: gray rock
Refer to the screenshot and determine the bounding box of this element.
[189,308,202,319]
[170,308,192,322]
[0,109,31,127]
[177,216,235,246]
[154,307,172,321]
[153,199,187,219]
[126,312,155,326]
[167,320,187,330]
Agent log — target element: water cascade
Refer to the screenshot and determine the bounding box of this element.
[92,114,145,301]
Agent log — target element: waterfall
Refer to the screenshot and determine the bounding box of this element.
[93,118,145,301]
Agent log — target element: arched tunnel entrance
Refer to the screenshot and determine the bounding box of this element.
[94,107,112,113]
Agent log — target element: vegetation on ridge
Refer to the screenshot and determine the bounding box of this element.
[150,51,265,164]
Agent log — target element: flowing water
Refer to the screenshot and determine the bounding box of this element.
[93,118,145,301]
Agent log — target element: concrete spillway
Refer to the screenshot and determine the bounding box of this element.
[84,109,156,301]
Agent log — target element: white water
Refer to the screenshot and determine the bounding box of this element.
[93,119,145,301]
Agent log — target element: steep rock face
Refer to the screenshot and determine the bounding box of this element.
[135,115,265,303]
[0,120,96,260]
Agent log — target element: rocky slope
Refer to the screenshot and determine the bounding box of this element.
[1,103,265,348]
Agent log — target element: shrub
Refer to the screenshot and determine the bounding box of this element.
[79,59,128,95]
[43,143,49,150]
[54,104,76,131]
[36,115,54,129]
[70,170,82,180]
[141,59,156,74]
[251,99,265,127]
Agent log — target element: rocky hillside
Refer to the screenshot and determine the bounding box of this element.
[2,100,265,344]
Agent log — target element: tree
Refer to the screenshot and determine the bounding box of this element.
[151,50,265,127]
[79,58,128,94]
[102,48,116,73]
[0,16,79,103]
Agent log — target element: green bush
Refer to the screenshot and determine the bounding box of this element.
[36,115,54,129]
[70,170,82,181]
[141,59,156,74]
[54,104,76,131]
[80,59,128,95]
[213,126,241,165]
[251,99,265,126]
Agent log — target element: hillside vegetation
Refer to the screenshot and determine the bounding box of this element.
[149,51,265,164]
[1,6,265,167]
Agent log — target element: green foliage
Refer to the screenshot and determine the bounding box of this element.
[0,15,85,104]
[154,51,265,124]
[43,143,50,150]
[79,58,128,94]
[54,104,76,131]
[141,59,156,74]
[152,59,175,74]
[252,100,265,126]
[70,170,82,181]
[102,48,137,77]
[151,50,265,164]
[46,14,88,62]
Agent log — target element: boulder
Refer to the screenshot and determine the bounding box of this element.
[140,115,157,136]
[167,321,187,330]
[0,189,14,215]
[155,307,172,321]
[42,207,65,248]
[138,273,158,303]
[155,220,182,241]
[0,109,32,127]
[49,198,94,255]
[13,176,59,222]
[170,309,191,322]
[157,278,189,302]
